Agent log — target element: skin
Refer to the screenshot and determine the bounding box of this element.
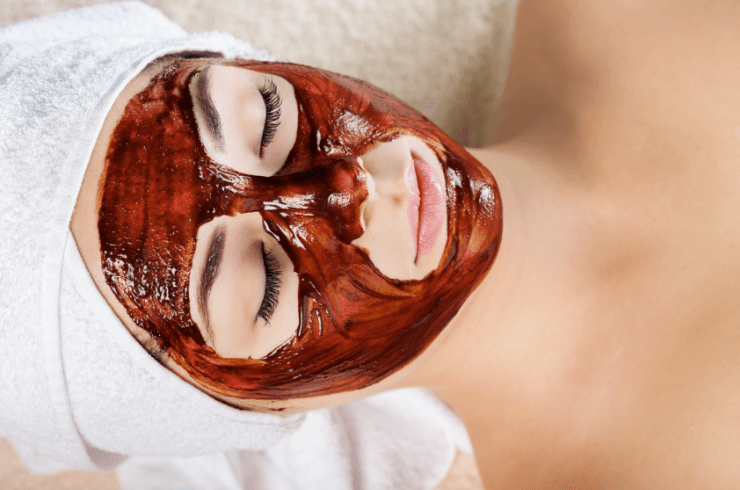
[71,0,740,486]
[400,0,740,487]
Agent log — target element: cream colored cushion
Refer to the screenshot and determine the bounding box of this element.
[0,0,517,147]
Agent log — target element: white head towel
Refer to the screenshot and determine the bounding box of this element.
[0,3,472,488]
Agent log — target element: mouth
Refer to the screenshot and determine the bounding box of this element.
[406,155,446,264]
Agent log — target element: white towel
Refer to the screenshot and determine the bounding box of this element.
[0,2,472,488]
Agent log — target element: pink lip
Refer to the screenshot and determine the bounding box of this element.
[406,156,446,263]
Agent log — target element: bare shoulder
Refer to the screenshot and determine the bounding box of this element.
[491,0,740,151]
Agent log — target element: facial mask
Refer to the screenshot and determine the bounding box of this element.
[99,60,503,400]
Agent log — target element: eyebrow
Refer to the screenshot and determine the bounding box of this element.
[196,67,226,152]
[197,224,227,344]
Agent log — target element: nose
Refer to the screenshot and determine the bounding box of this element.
[354,137,414,229]
[217,156,371,243]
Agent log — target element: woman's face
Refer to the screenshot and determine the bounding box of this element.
[188,65,449,359]
[99,57,502,404]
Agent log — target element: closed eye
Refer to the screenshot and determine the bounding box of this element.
[257,244,282,324]
[258,77,282,157]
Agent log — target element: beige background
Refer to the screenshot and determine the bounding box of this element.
[0,0,517,147]
[0,0,518,486]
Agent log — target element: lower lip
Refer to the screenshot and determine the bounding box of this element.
[407,157,445,263]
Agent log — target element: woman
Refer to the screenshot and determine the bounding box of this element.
[98,1,740,486]
[8,0,740,488]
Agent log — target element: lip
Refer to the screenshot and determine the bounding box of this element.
[406,155,446,263]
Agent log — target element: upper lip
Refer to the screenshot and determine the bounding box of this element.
[407,157,421,258]
[407,152,446,263]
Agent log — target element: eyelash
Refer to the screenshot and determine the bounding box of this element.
[258,77,282,156]
[258,246,282,324]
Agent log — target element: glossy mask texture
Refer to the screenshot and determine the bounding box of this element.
[99,60,502,399]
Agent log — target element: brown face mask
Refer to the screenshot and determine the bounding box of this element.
[99,59,503,400]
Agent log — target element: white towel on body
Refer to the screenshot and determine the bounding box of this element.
[0,2,472,489]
